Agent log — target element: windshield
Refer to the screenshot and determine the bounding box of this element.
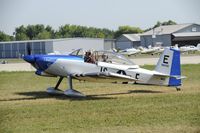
[70,49,135,65]
[69,49,84,58]
[93,51,135,65]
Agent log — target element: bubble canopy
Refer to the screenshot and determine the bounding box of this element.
[69,49,135,65]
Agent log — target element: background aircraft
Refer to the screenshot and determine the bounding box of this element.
[24,47,185,97]
[118,48,141,56]
[172,44,200,54]
[180,45,198,53]
[138,45,164,55]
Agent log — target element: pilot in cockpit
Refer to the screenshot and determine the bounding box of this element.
[101,54,108,62]
[84,51,95,63]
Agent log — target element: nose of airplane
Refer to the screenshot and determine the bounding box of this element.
[23,55,35,63]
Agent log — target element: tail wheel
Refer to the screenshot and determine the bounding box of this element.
[176,87,181,91]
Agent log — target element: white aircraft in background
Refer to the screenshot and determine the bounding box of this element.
[180,45,198,53]
[119,48,141,56]
[152,47,165,54]
[24,47,185,97]
[139,45,163,55]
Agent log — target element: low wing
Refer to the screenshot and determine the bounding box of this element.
[72,72,138,83]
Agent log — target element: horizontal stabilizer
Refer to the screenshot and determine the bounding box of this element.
[154,73,186,79]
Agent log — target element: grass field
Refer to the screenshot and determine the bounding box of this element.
[0,64,200,133]
[0,58,25,63]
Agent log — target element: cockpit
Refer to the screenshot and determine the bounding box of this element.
[69,49,135,66]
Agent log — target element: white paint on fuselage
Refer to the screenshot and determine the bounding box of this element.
[46,59,100,77]
[46,59,169,86]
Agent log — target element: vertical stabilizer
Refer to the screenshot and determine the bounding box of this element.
[155,48,181,86]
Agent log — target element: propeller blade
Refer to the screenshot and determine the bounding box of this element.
[27,44,31,55]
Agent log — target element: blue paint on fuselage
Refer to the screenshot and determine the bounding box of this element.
[24,54,83,71]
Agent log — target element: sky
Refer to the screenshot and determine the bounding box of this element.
[0,0,200,35]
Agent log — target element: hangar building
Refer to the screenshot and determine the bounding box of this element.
[116,23,200,49]
[0,38,115,58]
[115,34,140,49]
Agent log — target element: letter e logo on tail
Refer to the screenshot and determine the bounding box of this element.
[163,55,169,64]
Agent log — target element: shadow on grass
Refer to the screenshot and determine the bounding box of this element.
[89,90,163,97]
[0,91,114,102]
[0,89,163,102]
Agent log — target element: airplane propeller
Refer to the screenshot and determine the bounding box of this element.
[26,44,31,55]
[24,44,36,65]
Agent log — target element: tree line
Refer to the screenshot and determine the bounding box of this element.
[0,20,176,41]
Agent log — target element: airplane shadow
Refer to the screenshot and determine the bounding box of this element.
[0,91,114,102]
[89,90,163,97]
[0,90,163,102]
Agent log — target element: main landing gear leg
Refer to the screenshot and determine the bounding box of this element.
[47,77,64,94]
[64,75,85,97]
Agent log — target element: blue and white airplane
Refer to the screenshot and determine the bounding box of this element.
[24,47,185,97]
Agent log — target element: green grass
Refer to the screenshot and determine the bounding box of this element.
[0,64,200,133]
[0,58,25,63]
